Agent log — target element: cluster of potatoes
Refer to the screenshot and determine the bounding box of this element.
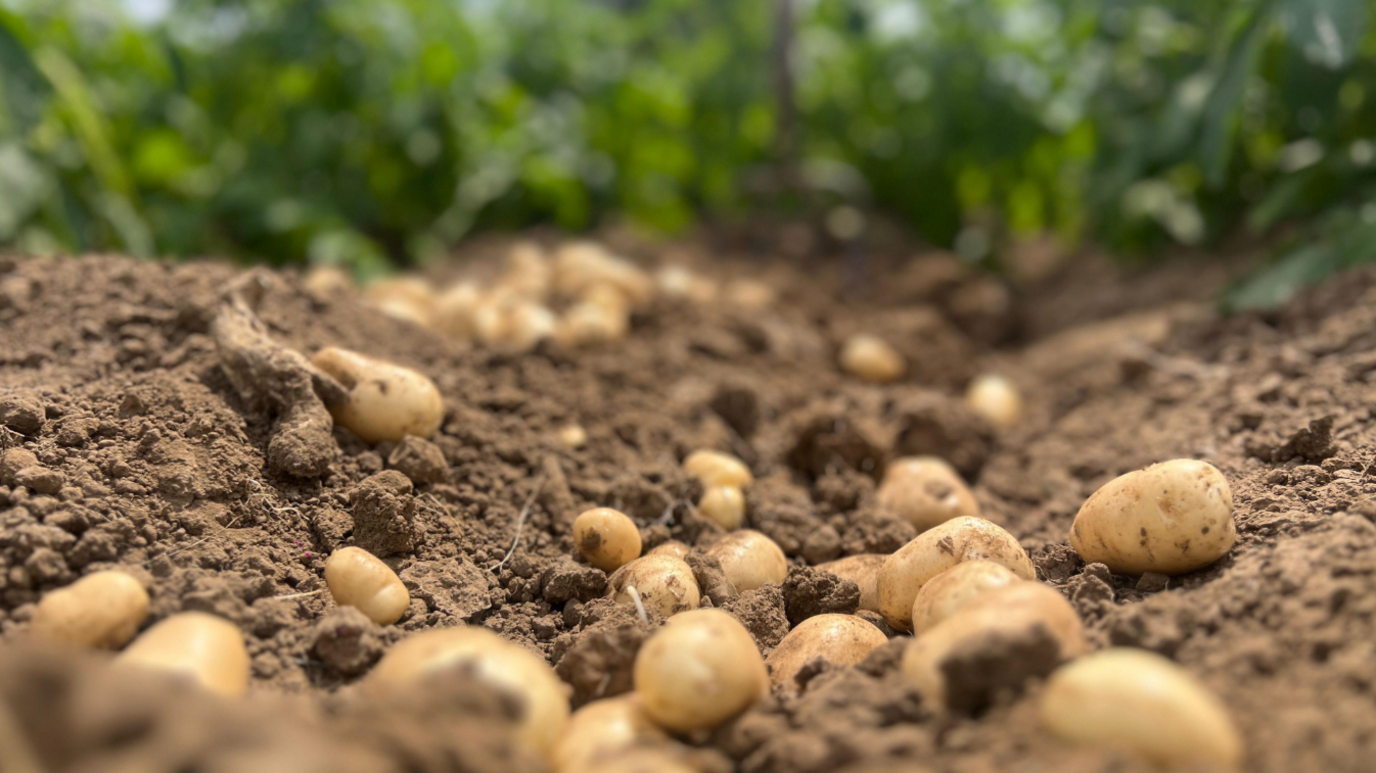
[305,241,774,356]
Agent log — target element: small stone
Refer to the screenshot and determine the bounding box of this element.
[0,448,38,484]
[0,391,44,435]
[1136,572,1170,593]
[13,466,64,496]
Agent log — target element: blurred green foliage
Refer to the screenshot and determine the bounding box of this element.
[0,0,1373,302]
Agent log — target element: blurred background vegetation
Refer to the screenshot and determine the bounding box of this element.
[0,0,1373,307]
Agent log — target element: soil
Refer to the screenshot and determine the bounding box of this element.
[1,240,1374,773]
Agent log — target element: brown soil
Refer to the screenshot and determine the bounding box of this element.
[1,243,1374,773]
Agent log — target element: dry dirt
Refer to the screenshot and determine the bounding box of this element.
[0,238,1373,773]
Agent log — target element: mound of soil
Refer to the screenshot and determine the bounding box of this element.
[1,245,1373,773]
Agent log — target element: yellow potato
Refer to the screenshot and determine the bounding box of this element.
[30,570,149,649]
[965,374,1024,429]
[551,695,668,772]
[707,530,787,592]
[556,300,629,347]
[901,582,1086,710]
[1070,459,1236,575]
[497,241,553,301]
[655,265,718,304]
[683,449,753,488]
[363,277,435,326]
[697,485,746,530]
[118,612,250,697]
[324,547,410,625]
[839,335,906,383]
[876,456,980,531]
[370,626,570,755]
[647,541,690,561]
[557,424,589,449]
[554,242,654,307]
[876,516,1034,631]
[816,554,885,612]
[574,507,643,572]
[1041,648,1243,769]
[432,281,484,340]
[607,555,701,617]
[302,265,354,296]
[724,278,776,311]
[765,614,888,686]
[910,560,1020,634]
[633,609,768,732]
[310,347,444,443]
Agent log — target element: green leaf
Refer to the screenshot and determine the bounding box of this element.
[1277,0,1369,69]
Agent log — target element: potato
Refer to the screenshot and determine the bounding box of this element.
[647,541,690,561]
[876,456,980,531]
[118,612,250,697]
[556,300,629,347]
[965,374,1023,429]
[574,507,642,572]
[901,582,1086,711]
[571,748,696,773]
[324,547,409,625]
[551,695,668,772]
[1041,648,1243,769]
[558,424,589,449]
[724,278,776,311]
[633,609,768,732]
[683,449,753,488]
[302,264,354,296]
[910,560,1020,634]
[554,242,654,307]
[607,555,701,617]
[655,265,718,305]
[765,614,888,686]
[370,626,570,755]
[30,570,149,649]
[816,554,885,612]
[432,281,484,340]
[1070,459,1236,575]
[876,516,1034,631]
[497,241,553,301]
[310,347,444,443]
[363,277,435,326]
[838,334,906,383]
[707,530,787,592]
[697,485,746,530]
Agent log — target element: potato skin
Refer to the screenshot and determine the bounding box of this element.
[901,582,1086,710]
[633,609,767,732]
[324,547,410,625]
[816,554,885,612]
[909,560,1020,634]
[1041,648,1243,769]
[1070,459,1235,575]
[765,614,888,686]
[876,456,980,532]
[30,570,149,649]
[551,695,668,772]
[707,530,788,592]
[877,516,1034,631]
[574,507,642,572]
[607,555,701,617]
[118,612,250,697]
[311,347,444,443]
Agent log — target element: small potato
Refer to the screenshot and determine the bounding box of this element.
[1041,648,1243,769]
[765,614,887,686]
[647,541,690,561]
[707,530,787,592]
[556,300,630,347]
[817,554,885,612]
[551,695,669,772]
[839,335,906,383]
[901,582,1086,711]
[311,347,444,444]
[302,265,354,296]
[432,281,484,340]
[557,424,589,449]
[633,609,768,732]
[876,456,980,531]
[574,507,642,572]
[724,278,776,311]
[910,560,1020,634]
[607,555,701,617]
[497,241,553,301]
[363,277,436,326]
[118,612,250,697]
[877,516,1034,631]
[30,570,149,649]
[1070,459,1235,575]
[965,374,1023,429]
[324,547,409,625]
[683,449,753,488]
[655,265,718,305]
[698,485,746,530]
[370,626,570,755]
[554,242,655,307]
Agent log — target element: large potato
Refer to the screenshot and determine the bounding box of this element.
[551,695,668,772]
[876,456,980,531]
[607,555,701,617]
[1041,648,1243,769]
[707,530,787,592]
[1070,459,1235,575]
[117,612,250,697]
[909,560,1020,634]
[765,614,888,686]
[370,626,570,756]
[901,582,1086,711]
[311,347,444,443]
[876,516,1034,631]
[30,570,149,649]
[633,609,768,732]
